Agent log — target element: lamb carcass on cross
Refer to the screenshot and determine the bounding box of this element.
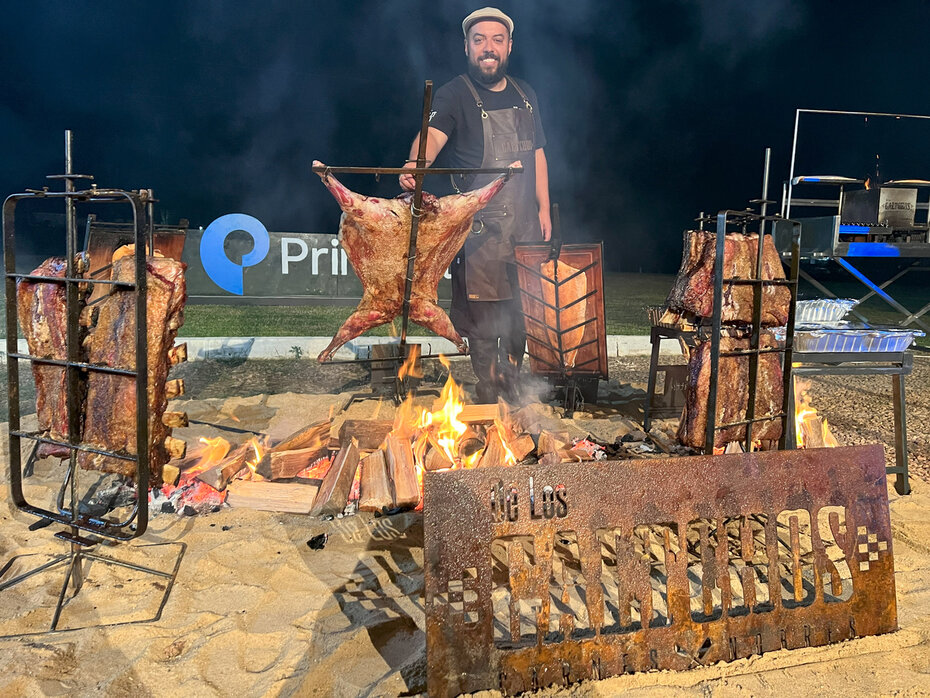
[313,160,511,362]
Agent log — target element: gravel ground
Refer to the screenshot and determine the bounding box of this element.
[5,351,929,483]
[172,352,930,484]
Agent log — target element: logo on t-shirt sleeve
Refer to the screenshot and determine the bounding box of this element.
[429,110,437,121]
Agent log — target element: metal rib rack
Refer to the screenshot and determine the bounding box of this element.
[1,131,183,637]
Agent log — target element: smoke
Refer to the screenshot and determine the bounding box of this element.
[6,1,930,273]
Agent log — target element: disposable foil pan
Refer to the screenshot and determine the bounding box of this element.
[795,298,857,324]
[793,328,923,353]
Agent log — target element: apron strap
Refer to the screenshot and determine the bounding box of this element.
[458,75,488,119]
[508,79,534,113]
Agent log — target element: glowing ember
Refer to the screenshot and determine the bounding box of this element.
[295,455,334,480]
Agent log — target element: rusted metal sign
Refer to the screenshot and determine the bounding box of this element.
[423,445,897,696]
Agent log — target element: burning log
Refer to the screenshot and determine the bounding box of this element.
[226,479,319,514]
[310,439,360,516]
[425,447,454,472]
[196,442,250,491]
[477,425,509,468]
[358,450,393,512]
[338,419,393,451]
[458,403,501,424]
[266,448,329,480]
[385,434,419,509]
[254,421,330,479]
[456,425,484,460]
[509,433,536,462]
[537,430,570,457]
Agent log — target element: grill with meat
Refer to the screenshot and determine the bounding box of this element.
[78,253,186,482]
[313,161,509,362]
[677,332,784,449]
[665,230,790,326]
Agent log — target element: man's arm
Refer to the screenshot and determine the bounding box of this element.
[535,148,551,241]
[399,127,449,191]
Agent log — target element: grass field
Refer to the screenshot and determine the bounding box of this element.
[3,271,928,348]
[178,272,674,338]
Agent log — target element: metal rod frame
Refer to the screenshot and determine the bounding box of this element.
[704,148,801,454]
[1,131,185,637]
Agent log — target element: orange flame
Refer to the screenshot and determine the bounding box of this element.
[181,437,231,481]
[244,437,268,480]
[398,345,424,382]
[795,379,840,448]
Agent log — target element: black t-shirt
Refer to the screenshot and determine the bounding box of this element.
[429,75,546,170]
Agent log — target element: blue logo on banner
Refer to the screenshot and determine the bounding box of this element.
[200,214,270,295]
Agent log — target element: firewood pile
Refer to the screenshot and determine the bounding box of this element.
[155,382,689,518]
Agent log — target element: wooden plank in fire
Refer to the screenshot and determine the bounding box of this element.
[310,439,361,517]
[255,420,331,480]
[385,433,419,509]
[358,450,393,512]
[226,479,319,514]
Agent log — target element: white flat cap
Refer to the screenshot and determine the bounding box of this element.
[462,7,514,37]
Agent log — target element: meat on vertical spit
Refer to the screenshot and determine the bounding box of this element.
[16,257,87,457]
[664,230,790,326]
[539,258,587,368]
[313,160,511,362]
[79,252,186,482]
[677,332,784,449]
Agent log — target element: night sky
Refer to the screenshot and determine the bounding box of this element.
[4,1,930,272]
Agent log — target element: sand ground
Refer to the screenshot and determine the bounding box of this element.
[0,356,928,697]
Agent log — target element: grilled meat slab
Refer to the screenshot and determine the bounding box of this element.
[16,257,82,457]
[79,255,186,482]
[677,332,784,449]
[665,230,790,326]
[313,161,509,362]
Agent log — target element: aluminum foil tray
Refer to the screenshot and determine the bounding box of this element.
[795,298,857,324]
[794,328,923,353]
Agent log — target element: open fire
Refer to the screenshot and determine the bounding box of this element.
[153,350,610,517]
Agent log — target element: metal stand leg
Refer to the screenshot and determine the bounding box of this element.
[0,541,185,638]
[644,327,661,432]
[891,374,910,495]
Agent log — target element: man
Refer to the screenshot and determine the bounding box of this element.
[400,6,551,404]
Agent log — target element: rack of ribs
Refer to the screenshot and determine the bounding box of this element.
[313,161,510,362]
[16,257,87,458]
[78,252,186,483]
[665,230,790,326]
[677,332,784,449]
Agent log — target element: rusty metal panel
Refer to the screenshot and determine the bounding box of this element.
[423,445,897,696]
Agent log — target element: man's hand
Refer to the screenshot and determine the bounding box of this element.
[539,207,552,241]
[399,161,418,191]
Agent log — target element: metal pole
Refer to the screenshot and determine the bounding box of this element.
[63,130,84,593]
[744,148,771,450]
[786,109,801,219]
[399,81,434,352]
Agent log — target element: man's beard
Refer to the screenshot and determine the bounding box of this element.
[467,51,508,85]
